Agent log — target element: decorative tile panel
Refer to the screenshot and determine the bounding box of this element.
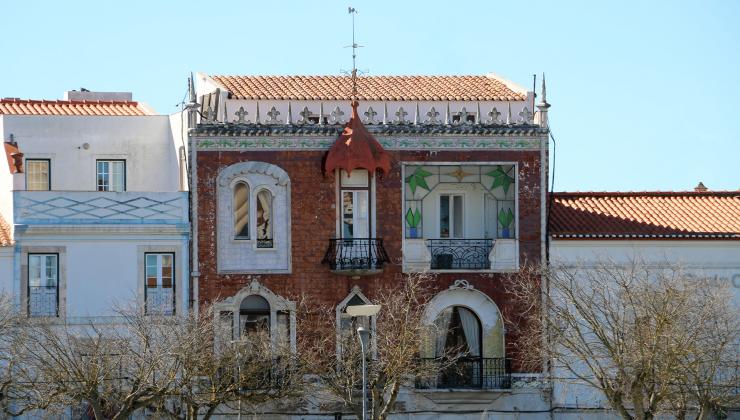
[196,136,541,151]
[14,191,188,224]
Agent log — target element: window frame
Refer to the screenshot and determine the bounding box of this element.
[338,170,372,239]
[27,253,59,317]
[96,159,126,192]
[254,188,275,248]
[233,181,251,240]
[438,193,465,238]
[25,158,51,191]
[144,252,176,316]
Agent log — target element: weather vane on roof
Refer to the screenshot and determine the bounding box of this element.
[346,6,362,102]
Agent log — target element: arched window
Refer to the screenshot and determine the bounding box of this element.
[240,294,270,336]
[233,182,250,239]
[434,306,481,358]
[255,189,273,247]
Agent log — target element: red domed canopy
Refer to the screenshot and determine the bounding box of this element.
[324,101,391,176]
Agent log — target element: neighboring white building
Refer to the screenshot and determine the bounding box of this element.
[548,189,740,419]
[0,92,190,323]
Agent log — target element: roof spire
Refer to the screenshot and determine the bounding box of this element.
[348,7,361,103]
[255,101,261,124]
[319,102,324,126]
[506,102,512,124]
[382,102,388,125]
[536,73,551,128]
[286,102,293,125]
[476,102,482,125]
[414,102,420,125]
[445,102,451,125]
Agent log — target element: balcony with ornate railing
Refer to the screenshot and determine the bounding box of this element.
[426,239,494,270]
[322,238,390,276]
[416,357,512,390]
[13,191,188,225]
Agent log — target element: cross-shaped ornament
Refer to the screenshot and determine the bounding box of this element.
[456,107,471,125]
[395,106,408,124]
[234,106,248,123]
[488,107,502,124]
[364,107,378,124]
[297,106,312,125]
[329,106,345,124]
[518,106,533,124]
[425,107,440,124]
[265,106,281,124]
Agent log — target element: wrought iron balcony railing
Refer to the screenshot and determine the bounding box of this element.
[29,285,58,317]
[416,357,511,390]
[426,239,494,270]
[322,238,390,274]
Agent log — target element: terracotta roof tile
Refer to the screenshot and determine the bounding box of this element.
[0,99,153,116]
[210,75,527,102]
[0,214,11,247]
[549,191,740,239]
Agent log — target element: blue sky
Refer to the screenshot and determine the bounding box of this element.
[2,0,738,192]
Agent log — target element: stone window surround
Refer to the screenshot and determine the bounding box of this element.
[212,280,297,352]
[20,246,67,319]
[334,170,377,238]
[335,286,378,358]
[216,161,292,274]
[422,280,505,359]
[137,245,183,316]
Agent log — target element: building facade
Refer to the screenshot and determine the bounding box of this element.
[549,190,740,418]
[0,93,190,324]
[189,73,552,416]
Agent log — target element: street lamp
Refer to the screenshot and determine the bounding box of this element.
[348,304,380,420]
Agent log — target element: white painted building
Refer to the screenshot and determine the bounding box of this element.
[0,92,190,323]
[548,190,740,418]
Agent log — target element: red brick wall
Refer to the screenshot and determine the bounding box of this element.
[196,148,543,370]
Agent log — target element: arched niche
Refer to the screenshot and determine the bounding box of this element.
[422,279,505,359]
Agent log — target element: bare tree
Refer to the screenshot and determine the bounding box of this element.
[0,293,34,417]
[20,309,183,419]
[506,260,740,420]
[155,305,305,420]
[298,273,456,420]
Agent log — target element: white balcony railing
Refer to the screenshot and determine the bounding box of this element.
[14,191,188,225]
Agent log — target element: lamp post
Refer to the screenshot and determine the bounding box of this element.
[346,304,381,420]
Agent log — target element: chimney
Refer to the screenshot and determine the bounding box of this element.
[694,182,708,192]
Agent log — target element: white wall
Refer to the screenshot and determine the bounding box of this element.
[549,240,740,413]
[18,234,188,322]
[0,246,13,297]
[1,115,179,192]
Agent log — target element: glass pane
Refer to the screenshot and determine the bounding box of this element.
[342,191,354,238]
[161,254,172,268]
[97,161,108,191]
[29,255,41,287]
[26,160,50,191]
[146,275,158,288]
[453,195,463,238]
[340,169,368,187]
[256,190,272,240]
[45,256,58,287]
[440,195,450,238]
[233,183,249,238]
[354,191,369,238]
[161,276,173,288]
[111,162,122,191]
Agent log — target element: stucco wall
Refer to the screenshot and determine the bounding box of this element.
[549,240,740,412]
[1,115,179,192]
